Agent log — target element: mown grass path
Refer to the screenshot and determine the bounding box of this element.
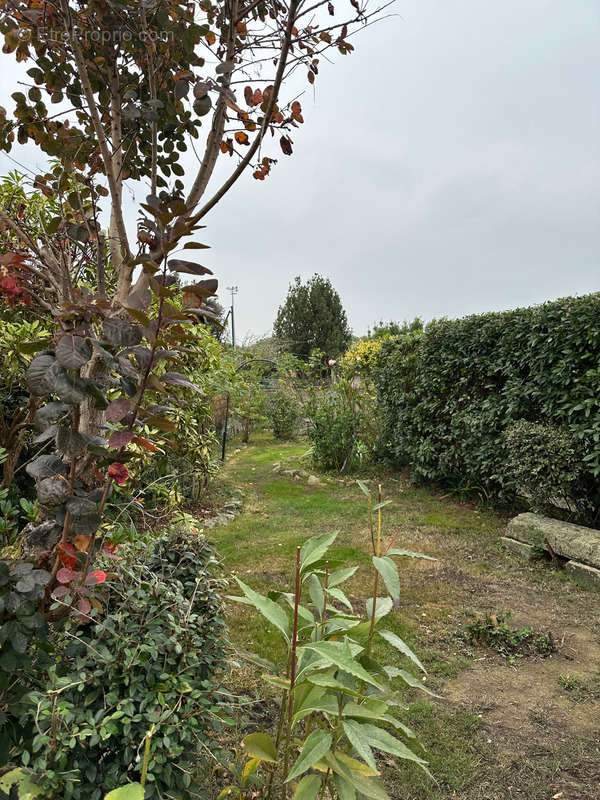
[212,434,600,800]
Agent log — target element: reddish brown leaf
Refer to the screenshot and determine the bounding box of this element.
[108,431,134,449]
[57,567,75,584]
[58,542,78,569]
[132,435,160,452]
[234,131,249,145]
[107,462,130,484]
[85,569,107,586]
[77,598,92,615]
[280,136,293,155]
[73,534,91,553]
[106,398,131,423]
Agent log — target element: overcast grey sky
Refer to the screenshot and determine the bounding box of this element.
[2,1,599,341]
[208,0,600,340]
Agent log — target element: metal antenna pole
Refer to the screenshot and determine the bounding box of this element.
[226,285,238,348]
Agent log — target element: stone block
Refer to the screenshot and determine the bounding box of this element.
[501,536,535,559]
[507,512,600,568]
[565,560,600,587]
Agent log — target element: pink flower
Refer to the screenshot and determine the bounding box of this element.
[328,359,336,367]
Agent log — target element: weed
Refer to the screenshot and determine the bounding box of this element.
[558,672,600,702]
[466,611,555,663]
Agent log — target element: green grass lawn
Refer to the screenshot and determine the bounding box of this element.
[207,433,600,800]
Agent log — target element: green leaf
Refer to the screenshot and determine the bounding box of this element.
[342,700,389,722]
[286,729,332,782]
[334,751,380,777]
[378,630,426,674]
[356,480,370,497]
[342,770,390,800]
[386,548,435,561]
[384,666,441,697]
[300,532,338,572]
[293,774,322,800]
[0,769,44,798]
[299,641,382,689]
[327,586,354,612]
[342,719,377,771]
[372,500,392,512]
[292,690,338,726]
[243,732,278,762]
[306,672,362,698]
[324,751,388,800]
[262,673,291,691]
[365,596,393,621]
[353,722,428,766]
[333,773,357,800]
[229,578,290,641]
[372,556,400,600]
[327,566,358,587]
[308,573,324,613]
[104,785,145,800]
[17,338,52,355]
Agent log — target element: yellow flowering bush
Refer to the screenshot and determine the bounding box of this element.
[339,338,383,379]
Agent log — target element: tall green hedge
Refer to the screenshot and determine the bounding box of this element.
[376,294,600,517]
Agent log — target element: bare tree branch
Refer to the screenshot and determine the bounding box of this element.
[189,0,301,222]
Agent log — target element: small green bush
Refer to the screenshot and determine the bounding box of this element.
[267,387,299,440]
[308,386,358,471]
[307,382,376,472]
[16,529,227,800]
[504,420,593,520]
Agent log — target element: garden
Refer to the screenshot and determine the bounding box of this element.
[0,2,599,799]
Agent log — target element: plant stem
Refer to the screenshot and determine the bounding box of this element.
[281,546,301,800]
[322,560,329,628]
[319,768,331,800]
[366,485,383,656]
[369,491,375,554]
[140,725,155,787]
[376,483,382,556]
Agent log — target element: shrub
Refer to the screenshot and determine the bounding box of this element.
[339,338,383,381]
[307,382,376,471]
[376,294,600,521]
[0,561,51,766]
[504,420,593,520]
[15,529,228,800]
[267,387,300,440]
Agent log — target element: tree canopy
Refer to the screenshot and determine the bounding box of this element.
[273,274,351,359]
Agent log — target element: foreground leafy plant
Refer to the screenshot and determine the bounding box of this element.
[13,529,227,799]
[226,482,437,799]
